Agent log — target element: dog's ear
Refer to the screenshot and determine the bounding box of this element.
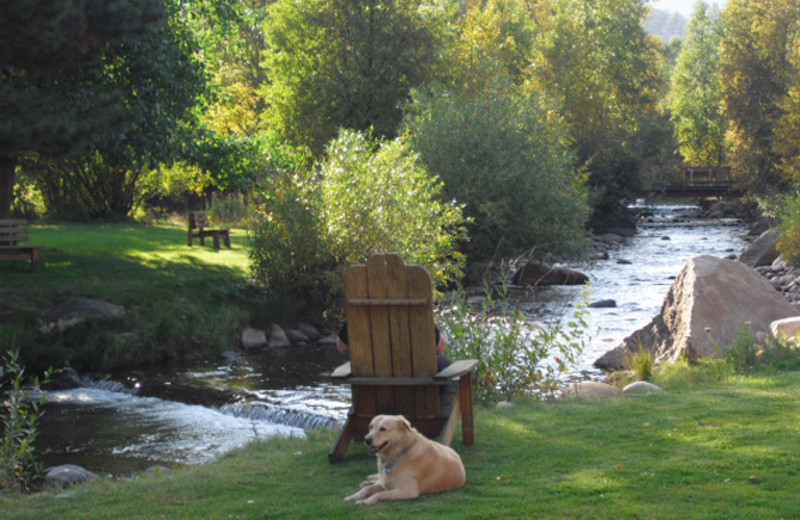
[399,416,411,430]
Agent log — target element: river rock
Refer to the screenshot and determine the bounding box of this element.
[564,381,619,400]
[770,316,800,343]
[241,327,268,350]
[594,255,798,371]
[46,367,89,390]
[297,322,320,340]
[45,464,95,487]
[512,262,589,286]
[318,333,337,346]
[589,299,617,308]
[739,230,780,267]
[286,328,310,344]
[38,299,126,337]
[622,381,662,394]
[269,324,291,348]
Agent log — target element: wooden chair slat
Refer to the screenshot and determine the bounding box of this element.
[329,253,478,463]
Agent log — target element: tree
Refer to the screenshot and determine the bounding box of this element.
[443,0,536,92]
[20,0,207,219]
[527,0,662,217]
[720,0,800,193]
[262,0,441,154]
[0,0,165,218]
[404,83,589,267]
[669,2,726,167]
[185,0,273,137]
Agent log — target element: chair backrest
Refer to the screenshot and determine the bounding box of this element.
[345,253,440,418]
[188,211,210,230]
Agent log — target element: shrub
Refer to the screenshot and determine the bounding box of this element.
[250,129,468,313]
[438,281,588,404]
[404,84,590,265]
[318,130,467,288]
[0,350,49,494]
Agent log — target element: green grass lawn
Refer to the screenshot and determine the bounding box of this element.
[3,370,800,519]
[0,222,256,371]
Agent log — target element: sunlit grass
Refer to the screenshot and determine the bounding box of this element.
[0,222,254,371]
[4,371,800,518]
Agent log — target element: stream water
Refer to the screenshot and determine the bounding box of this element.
[35,202,749,476]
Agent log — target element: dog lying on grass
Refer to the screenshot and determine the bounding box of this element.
[344,414,466,506]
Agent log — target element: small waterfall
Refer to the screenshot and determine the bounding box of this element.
[219,401,345,430]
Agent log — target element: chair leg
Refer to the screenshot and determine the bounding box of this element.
[459,373,475,445]
[223,231,231,248]
[212,231,220,249]
[329,420,356,463]
[439,388,462,446]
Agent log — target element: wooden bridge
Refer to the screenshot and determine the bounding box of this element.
[648,166,739,198]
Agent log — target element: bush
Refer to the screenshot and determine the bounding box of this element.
[404,84,591,265]
[0,350,49,494]
[318,130,467,288]
[250,129,468,313]
[438,281,588,404]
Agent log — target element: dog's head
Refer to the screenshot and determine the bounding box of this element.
[364,415,412,458]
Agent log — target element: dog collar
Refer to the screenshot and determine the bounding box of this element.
[383,453,406,475]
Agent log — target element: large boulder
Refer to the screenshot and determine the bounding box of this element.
[512,262,589,286]
[595,255,798,371]
[38,299,126,337]
[738,230,780,267]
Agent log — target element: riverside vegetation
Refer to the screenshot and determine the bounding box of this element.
[4,223,800,519]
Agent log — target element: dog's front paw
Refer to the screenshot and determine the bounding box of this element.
[344,492,362,502]
[356,496,378,506]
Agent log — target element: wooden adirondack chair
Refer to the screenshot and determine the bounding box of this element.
[329,253,478,463]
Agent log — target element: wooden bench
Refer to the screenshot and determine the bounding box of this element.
[187,211,231,249]
[0,219,41,272]
[329,253,478,463]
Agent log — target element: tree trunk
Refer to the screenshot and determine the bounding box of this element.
[0,157,17,219]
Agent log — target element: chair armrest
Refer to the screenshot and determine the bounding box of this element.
[435,359,478,381]
[331,361,351,379]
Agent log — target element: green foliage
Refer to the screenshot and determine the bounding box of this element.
[249,169,335,313]
[625,342,654,381]
[528,0,662,217]
[262,0,441,153]
[404,84,590,265]
[438,281,587,404]
[0,0,167,218]
[720,0,800,194]
[317,130,467,286]
[773,190,800,264]
[722,324,761,373]
[249,129,467,313]
[0,350,49,494]
[19,0,208,220]
[668,2,726,167]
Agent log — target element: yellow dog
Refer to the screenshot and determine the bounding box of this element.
[344,414,466,506]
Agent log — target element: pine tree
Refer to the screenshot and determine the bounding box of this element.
[0,0,164,217]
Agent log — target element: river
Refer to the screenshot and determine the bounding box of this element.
[35,202,749,476]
